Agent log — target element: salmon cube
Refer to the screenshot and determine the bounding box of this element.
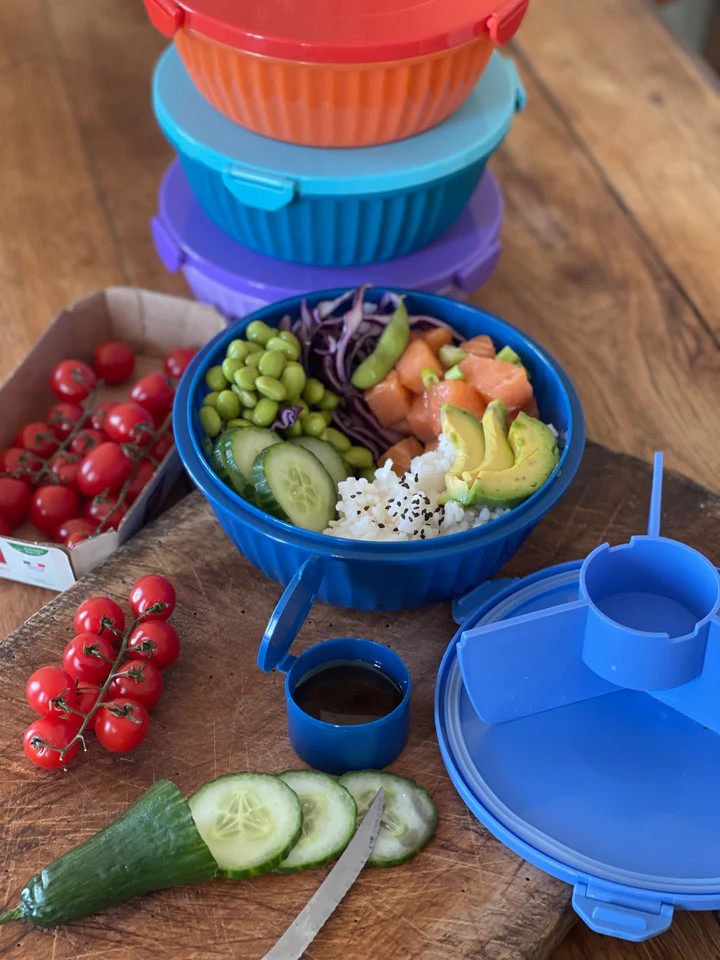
[365,370,413,429]
[395,339,444,394]
[460,335,496,359]
[425,381,486,438]
[379,437,424,476]
[406,394,436,444]
[460,355,533,415]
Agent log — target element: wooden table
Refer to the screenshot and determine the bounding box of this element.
[0,0,718,957]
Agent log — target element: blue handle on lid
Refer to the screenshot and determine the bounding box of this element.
[221,166,297,212]
[257,556,323,673]
[572,883,674,942]
[647,451,663,538]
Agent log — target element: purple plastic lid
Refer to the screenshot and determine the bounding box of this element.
[152,160,503,306]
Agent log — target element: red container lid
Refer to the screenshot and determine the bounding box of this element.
[144,0,529,64]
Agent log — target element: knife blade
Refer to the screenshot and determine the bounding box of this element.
[261,788,384,960]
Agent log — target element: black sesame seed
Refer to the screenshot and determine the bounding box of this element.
[378,523,385,528]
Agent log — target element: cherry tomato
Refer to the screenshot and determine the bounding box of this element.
[105,403,154,448]
[130,373,174,427]
[127,620,180,670]
[77,442,133,497]
[126,460,155,504]
[83,494,128,531]
[90,401,117,432]
[1,447,42,483]
[23,716,79,769]
[94,699,150,753]
[47,402,85,440]
[72,685,104,729]
[55,516,97,545]
[129,575,176,621]
[15,422,59,458]
[50,360,97,402]
[164,348,197,379]
[0,477,31,528]
[109,660,163,710]
[0,516,10,537]
[70,428,107,456]
[93,341,136,385]
[66,530,91,548]
[30,485,80,539]
[74,595,125,637]
[26,666,79,718]
[62,632,116,684]
[149,430,174,463]
[49,452,81,487]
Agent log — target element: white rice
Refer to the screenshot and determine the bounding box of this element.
[324,434,509,542]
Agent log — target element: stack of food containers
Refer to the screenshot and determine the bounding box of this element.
[144,0,530,319]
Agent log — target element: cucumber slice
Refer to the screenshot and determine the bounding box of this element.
[289,437,349,486]
[339,772,437,867]
[188,773,302,879]
[276,771,357,873]
[252,444,337,532]
[221,427,281,501]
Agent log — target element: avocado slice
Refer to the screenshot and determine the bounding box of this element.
[440,404,485,479]
[464,400,514,478]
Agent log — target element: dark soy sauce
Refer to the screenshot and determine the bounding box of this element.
[292,660,404,726]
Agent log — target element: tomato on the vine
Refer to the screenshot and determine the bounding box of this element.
[130,373,174,427]
[109,660,163,710]
[72,685,104,729]
[1,447,42,483]
[62,633,116,684]
[70,428,107,456]
[30,485,80,539]
[94,699,150,753]
[126,460,155,503]
[83,494,128,531]
[129,575,176,621]
[66,530,91,548]
[90,401,117,432]
[0,477,31,528]
[49,452,81,488]
[105,403,154,448]
[50,360,97,402]
[164,348,197,379]
[92,341,136,385]
[127,620,180,670]
[46,402,85,440]
[26,666,79,718]
[74,595,125,637]
[77,442,133,497]
[23,716,79,769]
[149,430,174,463]
[15,422,59,459]
[55,516,97,546]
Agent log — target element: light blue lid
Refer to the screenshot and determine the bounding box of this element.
[152,46,525,205]
[257,558,323,673]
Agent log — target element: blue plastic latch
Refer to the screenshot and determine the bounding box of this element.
[221,166,296,212]
[503,58,528,113]
[257,557,323,674]
[452,578,518,624]
[572,883,674,943]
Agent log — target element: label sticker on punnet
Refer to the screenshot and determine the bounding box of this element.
[0,539,76,590]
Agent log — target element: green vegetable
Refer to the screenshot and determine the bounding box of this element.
[351,300,409,390]
[290,436,349,485]
[281,363,306,400]
[258,350,286,379]
[199,406,222,437]
[302,412,327,437]
[266,336,299,361]
[244,351,262,370]
[252,443,337,531]
[302,378,325,406]
[421,367,440,389]
[222,426,281,499]
[322,428,351,453]
[345,445,374,470]
[316,391,340,411]
[221,357,244,381]
[203,391,220,407]
[227,339,249,362]
[360,467,377,482]
[252,399,280,427]
[284,419,304,438]
[205,366,228,392]
[226,418,251,429]
[278,331,301,352]
[255,376,287,402]
[234,367,258,391]
[239,389,258,409]
[444,365,465,381]
[276,771,357,874]
[216,389,241,421]
[0,781,217,929]
[438,344,466,368]
[246,320,274,346]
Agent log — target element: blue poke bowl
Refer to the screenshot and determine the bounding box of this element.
[174,289,585,611]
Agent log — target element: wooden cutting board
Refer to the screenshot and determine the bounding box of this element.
[0,443,717,960]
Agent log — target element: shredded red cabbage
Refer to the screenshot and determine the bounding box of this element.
[272,405,304,431]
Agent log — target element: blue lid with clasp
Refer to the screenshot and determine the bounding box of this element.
[258,558,323,673]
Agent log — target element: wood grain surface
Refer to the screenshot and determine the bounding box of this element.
[0,0,718,957]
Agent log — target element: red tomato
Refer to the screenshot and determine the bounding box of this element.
[83,494,128,531]
[66,530,91,548]
[30,485,80,539]
[70,428,107,456]
[126,460,155,503]
[164,348,197,379]
[49,452,81,487]
[92,341,136,385]
[149,430,174,463]
[26,666,79,718]
[94,699,150,753]
[129,575,176,621]
[15,422,59,458]
[50,360,97,402]
[72,685,104,729]
[109,660,163,710]
[1,447,42,483]
[46,402,85,440]
[0,477,31,528]
[127,620,180,670]
[55,516,97,545]
[63,632,116,684]
[77,442,133,497]
[90,400,117,432]
[0,516,10,537]
[130,373,174,427]
[23,716,80,769]
[74,595,126,637]
[105,403,154,448]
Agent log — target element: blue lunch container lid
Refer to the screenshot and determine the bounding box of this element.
[152,160,504,301]
[152,46,525,208]
[257,559,324,672]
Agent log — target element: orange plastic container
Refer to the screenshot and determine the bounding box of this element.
[144,0,529,148]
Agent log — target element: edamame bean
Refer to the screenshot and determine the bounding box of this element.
[360,467,377,482]
[199,406,222,437]
[284,419,303,438]
[351,300,409,390]
[244,351,262,369]
[242,409,255,422]
[438,344,467,368]
[323,428,351,452]
[302,412,327,437]
[316,390,339,411]
[255,376,287,402]
[281,362,306,400]
[320,410,333,426]
[227,418,251,428]
[227,339,249,362]
[252,398,279,427]
[345,446,374,470]
[246,320,274,346]
[239,389,257,409]
[302,378,325,406]
[258,350,286,379]
[203,391,220,407]
[221,357,244,381]
[266,336,299,361]
[216,389,241,421]
[244,340,262,355]
[231,384,244,400]
[205,365,228,392]
[278,330,300,348]
[234,367,258,391]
